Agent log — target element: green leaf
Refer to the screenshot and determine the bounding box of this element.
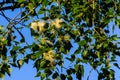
[113,63,120,69]
[23,57,29,64]
[6,68,12,76]
[64,41,72,52]
[82,50,88,57]
[78,40,86,46]
[10,62,17,67]
[60,74,66,80]
[42,0,49,6]
[92,34,98,38]
[110,35,118,41]
[74,64,79,71]
[17,60,24,68]
[20,38,25,42]
[27,3,34,11]
[96,51,100,58]
[44,69,52,77]
[74,64,84,76]
[52,72,59,79]
[41,73,46,79]
[1,64,11,76]
[67,75,72,80]
[40,60,49,69]
[66,54,75,62]
[76,58,83,64]
[58,61,64,67]
[34,59,40,71]
[103,43,108,48]
[27,54,36,60]
[67,68,75,75]
[38,10,44,14]
[109,69,115,79]
[17,0,25,3]
[35,72,41,77]
[0,72,4,80]
[32,43,39,52]
[98,73,104,80]
[12,46,20,51]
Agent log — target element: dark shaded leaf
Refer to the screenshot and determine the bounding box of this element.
[67,75,72,80]
[10,62,17,67]
[44,69,52,77]
[35,72,41,77]
[60,74,66,80]
[113,63,120,69]
[78,40,86,46]
[52,72,59,79]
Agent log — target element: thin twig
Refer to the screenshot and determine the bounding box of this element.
[7,11,22,27]
[0,11,11,21]
[92,0,95,27]
[1,9,31,45]
[113,0,117,11]
[95,68,99,74]
[87,68,93,80]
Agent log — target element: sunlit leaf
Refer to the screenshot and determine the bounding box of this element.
[7,68,12,76]
[17,60,24,68]
[0,72,4,80]
[111,35,118,41]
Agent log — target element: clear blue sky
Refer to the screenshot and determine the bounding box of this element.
[0,9,39,80]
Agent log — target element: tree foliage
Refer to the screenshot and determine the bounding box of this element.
[0,0,120,80]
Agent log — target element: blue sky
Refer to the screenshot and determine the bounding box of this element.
[0,9,96,80]
[4,61,39,80]
[0,9,39,80]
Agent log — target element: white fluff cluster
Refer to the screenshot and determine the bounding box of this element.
[43,50,55,66]
[51,18,63,29]
[31,20,46,33]
[31,18,63,33]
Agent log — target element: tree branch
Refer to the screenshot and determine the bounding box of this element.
[0,5,19,11]
[87,69,93,80]
[0,1,29,11]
